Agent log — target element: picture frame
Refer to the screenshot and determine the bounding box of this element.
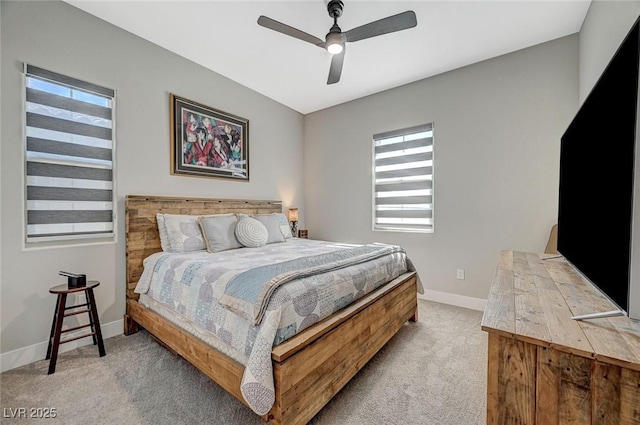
[170,94,249,181]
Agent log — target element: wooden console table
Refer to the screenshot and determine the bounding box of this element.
[481,251,640,425]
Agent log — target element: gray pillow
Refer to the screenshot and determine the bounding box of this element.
[252,214,286,244]
[198,214,242,253]
[235,217,269,248]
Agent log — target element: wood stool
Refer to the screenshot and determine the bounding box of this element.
[46,281,106,374]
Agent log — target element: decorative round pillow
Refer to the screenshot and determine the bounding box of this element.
[235,217,268,247]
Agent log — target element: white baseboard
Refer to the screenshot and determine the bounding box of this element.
[419,289,487,312]
[0,319,123,373]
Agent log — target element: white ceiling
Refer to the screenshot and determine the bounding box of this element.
[65,1,591,114]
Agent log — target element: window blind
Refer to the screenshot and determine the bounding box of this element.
[373,123,433,233]
[25,64,115,241]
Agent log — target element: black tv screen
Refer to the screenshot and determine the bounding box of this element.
[558,18,640,314]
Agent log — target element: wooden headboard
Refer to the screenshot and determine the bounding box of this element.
[125,195,282,300]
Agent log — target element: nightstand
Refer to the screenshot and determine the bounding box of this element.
[298,229,308,239]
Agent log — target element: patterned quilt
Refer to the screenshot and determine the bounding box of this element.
[135,239,421,415]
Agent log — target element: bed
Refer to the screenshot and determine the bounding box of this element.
[124,195,420,425]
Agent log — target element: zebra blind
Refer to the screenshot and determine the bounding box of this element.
[25,64,115,242]
[373,123,433,233]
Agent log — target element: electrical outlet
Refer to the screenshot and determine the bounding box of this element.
[456,269,465,280]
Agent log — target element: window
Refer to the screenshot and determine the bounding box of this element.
[24,64,115,242]
[373,123,433,233]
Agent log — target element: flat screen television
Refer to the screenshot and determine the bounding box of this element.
[558,16,640,321]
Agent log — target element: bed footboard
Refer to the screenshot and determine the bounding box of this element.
[125,272,417,425]
[268,272,417,425]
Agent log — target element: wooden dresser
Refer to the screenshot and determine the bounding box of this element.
[481,250,640,425]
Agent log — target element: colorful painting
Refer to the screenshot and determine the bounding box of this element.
[171,94,249,180]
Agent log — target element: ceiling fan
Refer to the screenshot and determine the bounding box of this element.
[257,1,417,85]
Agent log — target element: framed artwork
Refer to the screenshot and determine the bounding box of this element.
[170,94,249,181]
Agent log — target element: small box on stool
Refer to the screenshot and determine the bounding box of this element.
[59,271,86,288]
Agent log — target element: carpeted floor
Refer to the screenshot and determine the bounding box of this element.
[0,300,487,425]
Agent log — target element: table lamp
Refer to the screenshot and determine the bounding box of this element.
[288,208,299,237]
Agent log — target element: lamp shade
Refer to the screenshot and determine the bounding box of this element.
[288,208,299,222]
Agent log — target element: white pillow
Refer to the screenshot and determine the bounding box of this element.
[156,213,206,252]
[274,213,293,238]
[235,217,268,248]
[156,213,171,252]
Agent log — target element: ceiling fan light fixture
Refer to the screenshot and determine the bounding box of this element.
[325,31,344,55]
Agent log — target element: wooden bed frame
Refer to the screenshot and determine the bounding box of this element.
[124,195,418,425]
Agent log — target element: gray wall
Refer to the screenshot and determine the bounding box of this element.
[0,1,304,355]
[303,35,578,301]
[579,0,640,102]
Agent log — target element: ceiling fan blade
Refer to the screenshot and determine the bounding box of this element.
[327,48,345,85]
[344,11,417,43]
[257,16,325,47]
